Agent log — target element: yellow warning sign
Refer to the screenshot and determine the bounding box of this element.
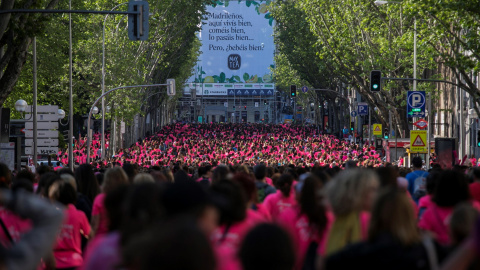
[373,124,382,136]
[410,130,427,153]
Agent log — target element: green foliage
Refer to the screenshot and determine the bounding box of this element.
[3,0,211,127]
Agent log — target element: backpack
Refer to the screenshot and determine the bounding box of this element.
[257,183,270,203]
[413,171,428,199]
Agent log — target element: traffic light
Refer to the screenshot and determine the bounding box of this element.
[384,128,389,139]
[128,1,149,41]
[290,85,297,97]
[370,70,381,92]
[477,130,480,147]
[244,106,247,110]
[264,100,267,105]
[350,121,354,131]
[167,78,175,96]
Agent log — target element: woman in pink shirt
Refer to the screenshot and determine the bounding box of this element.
[211,179,262,270]
[233,173,271,221]
[49,179,91,270]
[419,170,474,246]
[263,174,297,220]
[91,167,129,238]
[278,173,333,270]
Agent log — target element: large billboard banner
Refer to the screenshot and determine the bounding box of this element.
[191,0,274,89]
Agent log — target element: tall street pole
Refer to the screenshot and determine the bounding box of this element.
[33,37,38,167]
[69,0,74,170]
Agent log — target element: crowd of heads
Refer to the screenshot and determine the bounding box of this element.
[0,123,480,269]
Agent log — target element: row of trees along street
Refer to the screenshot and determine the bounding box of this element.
[269,0,480,137]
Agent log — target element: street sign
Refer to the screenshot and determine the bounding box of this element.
[25,146,58,155]
[407,91,426,118]
[25,130,58,138]
[224,102,228,107]
[413,119,428,129]
[25,121,58,130]
[25,114,58,121]
[26,105,58,113]
[373,124,382,136]
[255,102,259,108]
[350,111,358,117]
[410,130,427,153]
[25,139,59,147]
[301,86,308,93]
[357,103,368,116]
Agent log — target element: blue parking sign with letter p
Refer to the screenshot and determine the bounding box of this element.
[358,104,368,116]
[407,91,425,118]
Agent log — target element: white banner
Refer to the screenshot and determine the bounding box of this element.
[25,139,59,147]
[25,121,58,130]
[25,130,58,138]
[187,1,274,88]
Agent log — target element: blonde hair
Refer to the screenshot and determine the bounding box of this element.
[133,173,155,184]
[103,167,129,193]
[368,188,420,246]
[60,173,77,191]
[325,169,379,216]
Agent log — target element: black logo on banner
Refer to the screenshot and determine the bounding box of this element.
[228,54,241,70]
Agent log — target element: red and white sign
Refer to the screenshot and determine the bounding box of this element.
[413,119,428,129]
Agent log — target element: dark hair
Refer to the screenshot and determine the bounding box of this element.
[211,180,247,226]
[105,185,129,232]
[299,174,328,234]
[75,164,100,203]
[433,170,470,207]
[122,163,138,183]
[239,223,295,270]
[121,183,163,246]
[123,218,216,270]
[412,156,423,168]
[211,165,230,183]
[426,169,441,194]
[376,167,399,189]
[232,173,256,202]
[253,164,266,180]
[37,172,60,197]
[0,163,11,188]
[54,180,78,205]
[276,174,293,197]
[96,173,105,186]
[162,181,210,219]
[15,170,35,184]
[36,165,52,177]
[12,178,34,193]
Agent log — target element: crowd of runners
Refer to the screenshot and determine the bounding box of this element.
[0,123,479,270]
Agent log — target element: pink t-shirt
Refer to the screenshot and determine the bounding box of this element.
[418,195,433,210]
[0,208,31,247]
[418,204,453,245]
[212,210,262,270]
[262,190,297,221]
[253,203,272,221]
[278,207,334,269]
[54,204,91,268]
[92,193,109,236]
